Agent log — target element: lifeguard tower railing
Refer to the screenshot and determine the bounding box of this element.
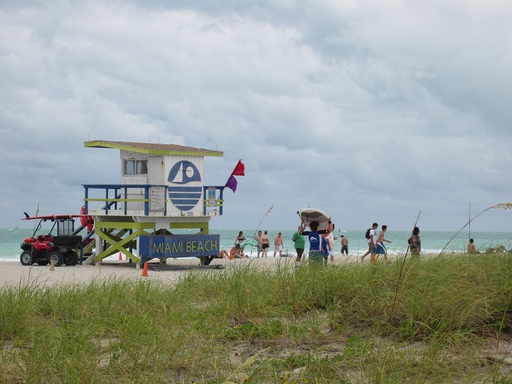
[82,184,225,216]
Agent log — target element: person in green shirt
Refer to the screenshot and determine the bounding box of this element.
[292,229,306,266]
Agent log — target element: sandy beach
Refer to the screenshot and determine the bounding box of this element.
[0,256,315,289]
[0,252,453,289]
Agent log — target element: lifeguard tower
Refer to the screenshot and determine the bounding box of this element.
[81,140,226,265]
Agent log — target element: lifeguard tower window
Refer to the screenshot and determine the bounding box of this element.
[124,160,148,175]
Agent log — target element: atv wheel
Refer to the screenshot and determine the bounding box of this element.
[64,251,78,266]
[36,260,49,266]
[20,251,34,266]
[48,251,63,267]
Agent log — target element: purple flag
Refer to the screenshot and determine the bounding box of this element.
[225,174,238,192]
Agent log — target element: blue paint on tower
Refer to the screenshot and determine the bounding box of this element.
[168,161,202,211]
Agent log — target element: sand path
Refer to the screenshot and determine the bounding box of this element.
[0,255,325,288]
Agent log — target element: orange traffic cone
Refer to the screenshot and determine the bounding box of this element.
[142,262,148,277]
[119,252,123,260]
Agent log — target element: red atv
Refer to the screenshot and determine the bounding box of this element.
[20,215,83,267]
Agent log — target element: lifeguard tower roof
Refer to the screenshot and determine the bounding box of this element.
[84,140,223,157]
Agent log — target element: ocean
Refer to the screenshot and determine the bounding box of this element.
[1,227,511,262]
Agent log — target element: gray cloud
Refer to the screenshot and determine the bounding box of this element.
[1,1,511,232]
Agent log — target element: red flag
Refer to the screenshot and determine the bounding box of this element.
[231,160,245,176]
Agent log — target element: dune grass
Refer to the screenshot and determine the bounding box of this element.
[1,254,512,383]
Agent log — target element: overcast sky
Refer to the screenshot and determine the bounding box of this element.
[1,1,511,232]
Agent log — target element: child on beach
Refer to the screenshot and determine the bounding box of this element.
[467,238,476,254]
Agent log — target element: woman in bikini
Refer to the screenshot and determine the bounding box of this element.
[261,230,270,257]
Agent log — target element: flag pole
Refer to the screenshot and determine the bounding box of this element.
[468,201,471,242]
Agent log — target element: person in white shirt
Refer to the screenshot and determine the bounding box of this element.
[361,222,378,262]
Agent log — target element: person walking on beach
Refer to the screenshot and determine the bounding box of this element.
[361,223,378,262]
[408,226,421,256]
[371,225,391,263]
[274,232,284,257]
[292,229,306,266]
[323,223,337,263]
[340,235,349,256]
[255,230,263,257]
[261,230,270,257]
[299,221,325,265]
[467,238,476,254]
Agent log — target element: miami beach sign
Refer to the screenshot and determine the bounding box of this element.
[139,234,220,258]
